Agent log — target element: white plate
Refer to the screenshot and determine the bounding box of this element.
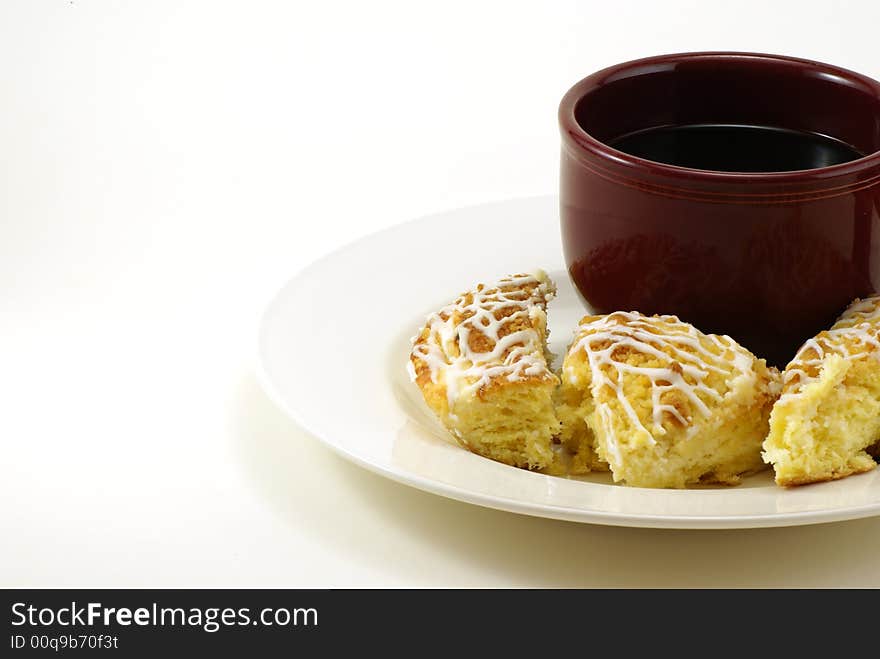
[258,196,880,529]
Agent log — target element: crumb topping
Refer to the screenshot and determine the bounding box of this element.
[409,272,556,412]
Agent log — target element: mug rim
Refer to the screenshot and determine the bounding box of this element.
[559,51,880,184]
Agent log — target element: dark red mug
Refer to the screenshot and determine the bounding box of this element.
[559,52,880,367]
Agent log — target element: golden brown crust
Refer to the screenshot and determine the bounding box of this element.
[557,311,779,488]
[409,273,557,413]
[764,296,880,487]
[781,296,880,394]
[775,461,877,487]
[408,272,560,469]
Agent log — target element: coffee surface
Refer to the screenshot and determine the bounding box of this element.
[608,124,864,172]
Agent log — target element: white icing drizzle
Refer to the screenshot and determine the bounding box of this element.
[409,272,555,414]
[567,311,757,458]
[781,296,880,398]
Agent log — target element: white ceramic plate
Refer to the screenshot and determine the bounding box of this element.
[258,196,880,529]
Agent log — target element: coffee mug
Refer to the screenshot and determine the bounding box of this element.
[559,52,880,367]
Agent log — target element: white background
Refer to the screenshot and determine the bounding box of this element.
[4,0,880,586]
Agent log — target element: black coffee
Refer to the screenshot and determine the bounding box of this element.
[608,124,864,172]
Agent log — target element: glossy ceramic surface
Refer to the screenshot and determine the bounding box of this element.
[559,52,880,366]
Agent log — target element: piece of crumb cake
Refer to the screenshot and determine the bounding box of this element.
[556,311,780,488]
[408,271,560,469]
[763,296,880,486]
